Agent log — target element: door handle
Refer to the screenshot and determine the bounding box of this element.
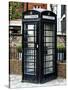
[37,44,38,48]
[35,43,38,49]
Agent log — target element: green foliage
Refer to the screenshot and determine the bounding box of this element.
[9,2,24,20]
[16,43,65,52]
[57,43,65,49]
[16,44,22,52]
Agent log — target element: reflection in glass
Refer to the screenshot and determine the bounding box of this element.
[28,37,34,42]
[44,67,53,74]
[45,31,54,36]
[28,25,34,30]
[24,68,35,75]
[24,43,34,48]
[25,49,34,55]
[24,63,35,68]
[28,31,34,36]
[44,24,55,31]
[24,49,36,55]
[44,61,53,68]
[24,56,34,60]
[28,43,34,47]
[46,55,53,60]
[44,24,50,30]
[46,37,53,42]
[46,43,54,48]
[52,24,55,30]
[44,55,53,61]
[47,49,53,54]
[46,68,53,74]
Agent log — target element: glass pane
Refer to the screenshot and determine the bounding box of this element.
[44,24,51,30]
[46,67,53,74]
[28,37,34,42]
[28,25,34,30]
[45,31,54,36]
[46,55,53,60]
[24,68,35,75]
[24,43,34,48]
[44,24,55,31]
[44,55,53,62]
[24,49,36,55]
[24,63,35,68]
[51,24,55,30]
[25,43,34,47]
[45,61,53,68]
[24,56,34,61]
[47,49,53,54]
[46,37,53,42]
[24,49,34,55]
[28,31,34,36]
[46,43,54,48]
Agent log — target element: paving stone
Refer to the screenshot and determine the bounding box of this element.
[9,75,66,88]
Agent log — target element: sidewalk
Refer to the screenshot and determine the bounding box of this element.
[9,75,66,88]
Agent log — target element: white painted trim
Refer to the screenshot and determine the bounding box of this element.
[24,15,38,19]
[10,19,22,34]
[42,15,55,20]
[10,19,22,26]
[60,14,66,21]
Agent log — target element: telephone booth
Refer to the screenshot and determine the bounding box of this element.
[22,10,57,83]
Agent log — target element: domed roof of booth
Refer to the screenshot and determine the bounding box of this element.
[32,8,56,15]
[23,8,56,17]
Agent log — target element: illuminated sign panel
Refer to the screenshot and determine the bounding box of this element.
[42,15,55,20]
[24,15,38,19]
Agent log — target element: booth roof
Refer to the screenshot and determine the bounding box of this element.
[32,8,50,12]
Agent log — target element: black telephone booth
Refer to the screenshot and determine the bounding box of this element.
[22,10,57,83]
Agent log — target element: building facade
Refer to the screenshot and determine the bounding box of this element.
[24,3,47,11]
[49,4,66,34]
[61,5,66,33]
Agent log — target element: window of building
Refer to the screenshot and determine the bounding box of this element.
[9,26,21,35]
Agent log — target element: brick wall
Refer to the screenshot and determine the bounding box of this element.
[57,62,66,78]
[10,60,22,74]
[24,3,47,11]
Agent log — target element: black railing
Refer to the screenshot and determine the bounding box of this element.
[9,34,22,61]
[10,47,22,60]
[57,48,66,62]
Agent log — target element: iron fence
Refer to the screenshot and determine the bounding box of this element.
[9,34,22,61]
[57,48,66,62]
